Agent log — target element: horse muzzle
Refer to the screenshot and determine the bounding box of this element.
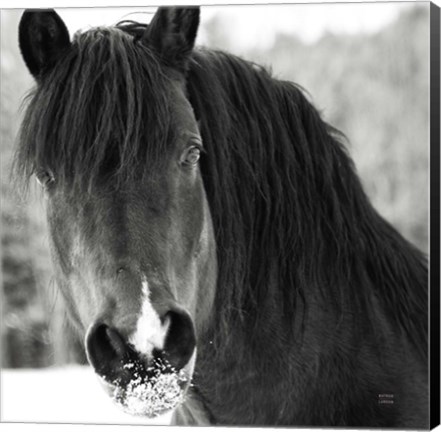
[85,307,196,418]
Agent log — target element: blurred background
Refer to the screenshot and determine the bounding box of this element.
[0,1,429,422]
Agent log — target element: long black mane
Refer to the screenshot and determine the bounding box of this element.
[187,48,427,357]
[15,20,427,363]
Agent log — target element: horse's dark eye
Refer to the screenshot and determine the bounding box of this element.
[35,169,55,188]
[181,146,201,166]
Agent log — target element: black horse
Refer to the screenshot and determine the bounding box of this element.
[16,7,428,427]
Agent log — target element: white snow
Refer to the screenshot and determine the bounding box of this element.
[0,365,173,425]
[112,365,186,418]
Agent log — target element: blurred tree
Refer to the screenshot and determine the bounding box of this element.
[204,5,429,252]
[200,14,234,51]
[1,10,46,367]
[1,10,85,368]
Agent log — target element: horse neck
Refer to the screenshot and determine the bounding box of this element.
[193,216,427,425]
[188,50,427,424]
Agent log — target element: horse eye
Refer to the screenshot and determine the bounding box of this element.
[180,146,201,166]
[35,169,55,188]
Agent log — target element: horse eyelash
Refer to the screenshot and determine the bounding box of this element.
[195,145,206,155]
[189,138,206,154]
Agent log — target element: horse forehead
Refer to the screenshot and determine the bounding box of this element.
[167,80,198,129]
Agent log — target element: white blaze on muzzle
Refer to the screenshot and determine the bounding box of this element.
[129,276,170,359]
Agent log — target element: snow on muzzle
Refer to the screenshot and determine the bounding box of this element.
[85,308,196,418]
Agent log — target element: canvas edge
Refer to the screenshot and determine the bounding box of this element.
[429,1,441,430]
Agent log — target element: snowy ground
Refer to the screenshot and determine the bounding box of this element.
[1,365,172,425]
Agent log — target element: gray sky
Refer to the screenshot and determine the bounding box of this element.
[50,3,415,50]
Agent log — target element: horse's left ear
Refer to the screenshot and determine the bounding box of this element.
[143,7,200,72]
[19,9,71,80]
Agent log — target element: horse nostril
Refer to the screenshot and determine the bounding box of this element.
[104,326,127,357]
[163,309,196,371]
[86,322,132,380]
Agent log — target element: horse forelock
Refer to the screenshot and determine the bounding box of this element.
[15,24,174,193]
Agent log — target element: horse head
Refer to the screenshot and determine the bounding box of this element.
[18,7,217,418]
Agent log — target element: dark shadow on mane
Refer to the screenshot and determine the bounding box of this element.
[14,20,428,365]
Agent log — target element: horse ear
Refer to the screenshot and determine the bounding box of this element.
[143,6,200,72]
[19,9,71,80]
